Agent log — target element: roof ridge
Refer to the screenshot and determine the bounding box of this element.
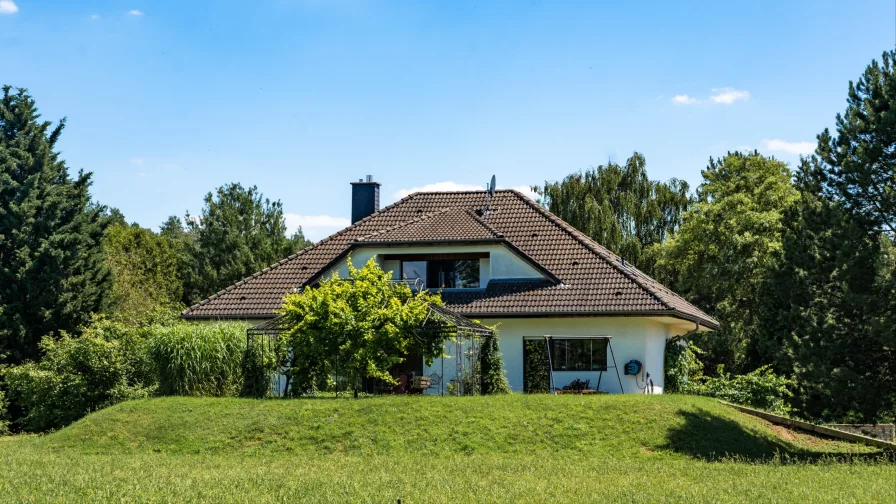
[506,189,673,312]
[467,209,505,238]
[182,192,421,315]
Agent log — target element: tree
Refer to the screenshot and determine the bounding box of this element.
[534,152,691,275]
[479,334,510,394]
[183,183,312,303]
[280,257,449,396]
[652,152,798,373]
[757,51,896,423]
[0,86,110,365]
[816,50,896,236]
[104,221,183,324]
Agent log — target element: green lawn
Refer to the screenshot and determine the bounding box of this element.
[1,395,893,503]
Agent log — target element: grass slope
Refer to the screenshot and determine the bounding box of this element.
[1,395,893,503]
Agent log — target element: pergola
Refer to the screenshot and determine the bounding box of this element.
[246,283,495,397]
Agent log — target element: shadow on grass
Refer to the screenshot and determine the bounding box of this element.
[663,408,895,464]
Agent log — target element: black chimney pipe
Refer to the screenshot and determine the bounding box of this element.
[350,175,380,224]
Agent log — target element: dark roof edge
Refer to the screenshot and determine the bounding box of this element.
[182,309,719,331]
[465,309,720,330]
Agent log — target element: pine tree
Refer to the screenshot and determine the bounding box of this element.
[0,86,110,364]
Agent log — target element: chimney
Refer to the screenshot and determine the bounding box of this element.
[350,175,380,224]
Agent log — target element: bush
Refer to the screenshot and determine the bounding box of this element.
[480,334,510,394]
[0,387,9,435]
[689,365,794,415]
[4,328,150,432]
[664,338,703,394]
[240,336,283,398]
[148,322,250,397]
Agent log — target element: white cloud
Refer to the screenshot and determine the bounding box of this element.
[128,9,143,16]
[394,181,538,200]
[763,138,815,155]
[91,14,100,20]
[0,1,19,14]
[672,94,698,105]
[129,158,144,165]
[709,88,750,104]
[284,213,351,241]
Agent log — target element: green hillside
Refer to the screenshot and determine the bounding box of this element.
[1,395,893,503]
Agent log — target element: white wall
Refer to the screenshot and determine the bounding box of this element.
[425,317,691,395]
[323,244,544,284]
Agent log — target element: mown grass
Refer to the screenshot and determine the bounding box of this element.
[1,395,893,503]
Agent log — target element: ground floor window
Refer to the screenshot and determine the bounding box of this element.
[550,338,608,372]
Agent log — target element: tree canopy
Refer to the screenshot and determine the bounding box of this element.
[177,183,312,304]
[104,221,183,325]
[0,86,110,365]
[652,151,798,373]
[279,257,449,395]
[534,152,690,274]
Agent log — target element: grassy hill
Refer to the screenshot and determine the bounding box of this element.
[1,395,894,503]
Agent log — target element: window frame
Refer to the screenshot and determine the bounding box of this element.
[548,337,609,372]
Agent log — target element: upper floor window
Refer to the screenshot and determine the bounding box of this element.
[395,254,482,289]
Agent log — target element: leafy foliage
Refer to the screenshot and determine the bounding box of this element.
[0,387,9,435]
[240,336,283,398]
[534,152,691,274]
[756,54,896,424]
[104,222,184,325]
[280,257,449,395]
[523,339,550,393]
[664,338,703,394]
[0,86,111,365]
[3,318,152,432]
[147,322,250,397]
[479,334,510,394]
[653,152,798,373]
[181,183,312,304]
[688,365,794,416]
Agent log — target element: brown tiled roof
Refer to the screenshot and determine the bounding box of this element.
[357,207,502,243]
[182,190,719,329]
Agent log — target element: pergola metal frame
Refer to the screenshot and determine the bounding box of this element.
[246,280,495,397]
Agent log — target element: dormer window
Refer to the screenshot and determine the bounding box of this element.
[391,253,484,289]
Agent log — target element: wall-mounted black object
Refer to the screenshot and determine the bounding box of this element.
[624,359,642,376]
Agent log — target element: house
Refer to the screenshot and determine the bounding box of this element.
[182,176,718,393]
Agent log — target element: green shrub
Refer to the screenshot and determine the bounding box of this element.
[4,329,149,432]
[148,322,249,397]
[664,338,703,394]
[240,336,283,398]
[480,334,510,394]
[689,365,794,415]
[0,387,9,435]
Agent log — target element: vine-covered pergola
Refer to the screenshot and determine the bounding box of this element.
[247,288,495,397]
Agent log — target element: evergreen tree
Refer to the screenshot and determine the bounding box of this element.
[479,334,510,394]
[534,152,690,275]
[0,86,110,364]
[758,52,896,423]
[184,183,312,303]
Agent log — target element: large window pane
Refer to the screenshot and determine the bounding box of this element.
[401,261,426,285]
[454,259,480,288]
[550,338,608,371]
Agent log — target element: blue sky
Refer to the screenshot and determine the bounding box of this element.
[2,1,893,240]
